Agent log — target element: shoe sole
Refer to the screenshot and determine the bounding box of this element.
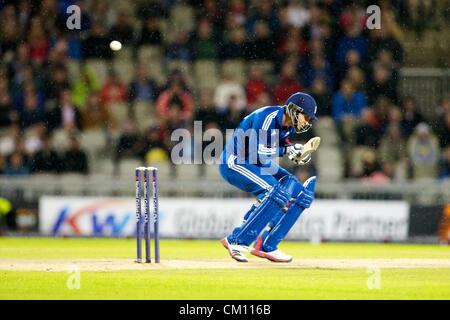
[220,238,248,263]
[250,248,292,263]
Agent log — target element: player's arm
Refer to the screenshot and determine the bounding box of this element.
[252,111,280,158]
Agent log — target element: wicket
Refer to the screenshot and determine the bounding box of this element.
[135,167,160,263]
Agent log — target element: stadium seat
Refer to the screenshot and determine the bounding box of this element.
[144,161,173,181]
[58,174,87,195]
[250,61,274,82]
[221,59,247,85]
[170,4,195,32]
[30,174,59,195]
[50,128,71,153]
[194,60,219,89]
[167,60,194,86]
[146,59,166,85]
[94,158,116,176]
[441,178,450,202]
[175,164,202,180]
[138,45,162,62]
[80,129,107,159]
[349,146,377,177]
[317,146,344,182]
[133,102,157,131]
[118,159,143,177]
[204,164,221,181]
[67,59,80,81]
[314,118,339,145]
[108,102,130,123]
[113,46,133,62]
[113,61,135,85]
[85,59,109,85]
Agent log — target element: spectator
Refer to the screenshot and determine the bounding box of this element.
[31,134,60,173]
[14,75,46,116]
[401,96,425,138]
[367,63,398,105]
[309,78,331,117]
[353,108,381,148]
[100,70,127,106]
[335,14,368,71]
[47,89,82,132]
[160,99,189,143]
[20,90,45,129]
[165,31,192,61]
[434,112,450,149]
[371,97,391,130]
[194,89,222,128]
[228,0,247,25]
[24,122,45,156]
[7,43,30,88]
[0,124,20,157]
[137,17,163,47]
[346,66,365,91]
[139,125,169,161]
[200,0,226,27]
[221,94,246,131]
[27,16,49,65]
[277,26,308,61]
[245,21,274,61]
[302,54,334,89]
[72,66,100,108]
[407,123,440,179]
[378,124,406,165]
[3,151,30,176]
[192,19,218,60]
[81,92,113,130]
[61,136,89,174]
[156,71,194,121]
[128,64,159,105]
[273,61,303,104]
[109,13,135,46]
[438,147,450,180]
[220,27,247,60]
[214,71,246,111]
[0,12,19,57]
[387,105,403,126]
[331,79,367,121]
[135,0,167,21]
[245,64,269,107]
[435,96,450,119]
[286,0,310,29]
[359,149,385,180]
[252,91,272,111]
[367,20,403,67]
[43,65,70,102]
[0,80,15,128]
[82,23,112,59]
[115,120,140,161]
[246,0,279,36]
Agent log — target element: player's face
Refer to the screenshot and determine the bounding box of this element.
[295,113,312,132]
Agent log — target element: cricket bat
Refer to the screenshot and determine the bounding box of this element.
[299,137,321,161]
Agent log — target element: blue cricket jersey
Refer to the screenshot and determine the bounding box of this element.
[222,106,295,165]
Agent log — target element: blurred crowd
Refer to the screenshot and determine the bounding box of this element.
[0,0,449,181]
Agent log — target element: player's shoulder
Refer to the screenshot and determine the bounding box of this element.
[250,105,283,119]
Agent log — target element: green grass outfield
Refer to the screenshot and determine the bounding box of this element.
[0,238,449,299]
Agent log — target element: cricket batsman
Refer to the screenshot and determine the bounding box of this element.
[219,92,320,262]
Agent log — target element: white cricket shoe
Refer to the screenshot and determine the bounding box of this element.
[250,248,293,263]
[220,238,249,262]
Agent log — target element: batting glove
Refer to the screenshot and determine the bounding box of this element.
[286,144,311,166]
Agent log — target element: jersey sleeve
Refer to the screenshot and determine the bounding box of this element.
[252,109,285,159]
